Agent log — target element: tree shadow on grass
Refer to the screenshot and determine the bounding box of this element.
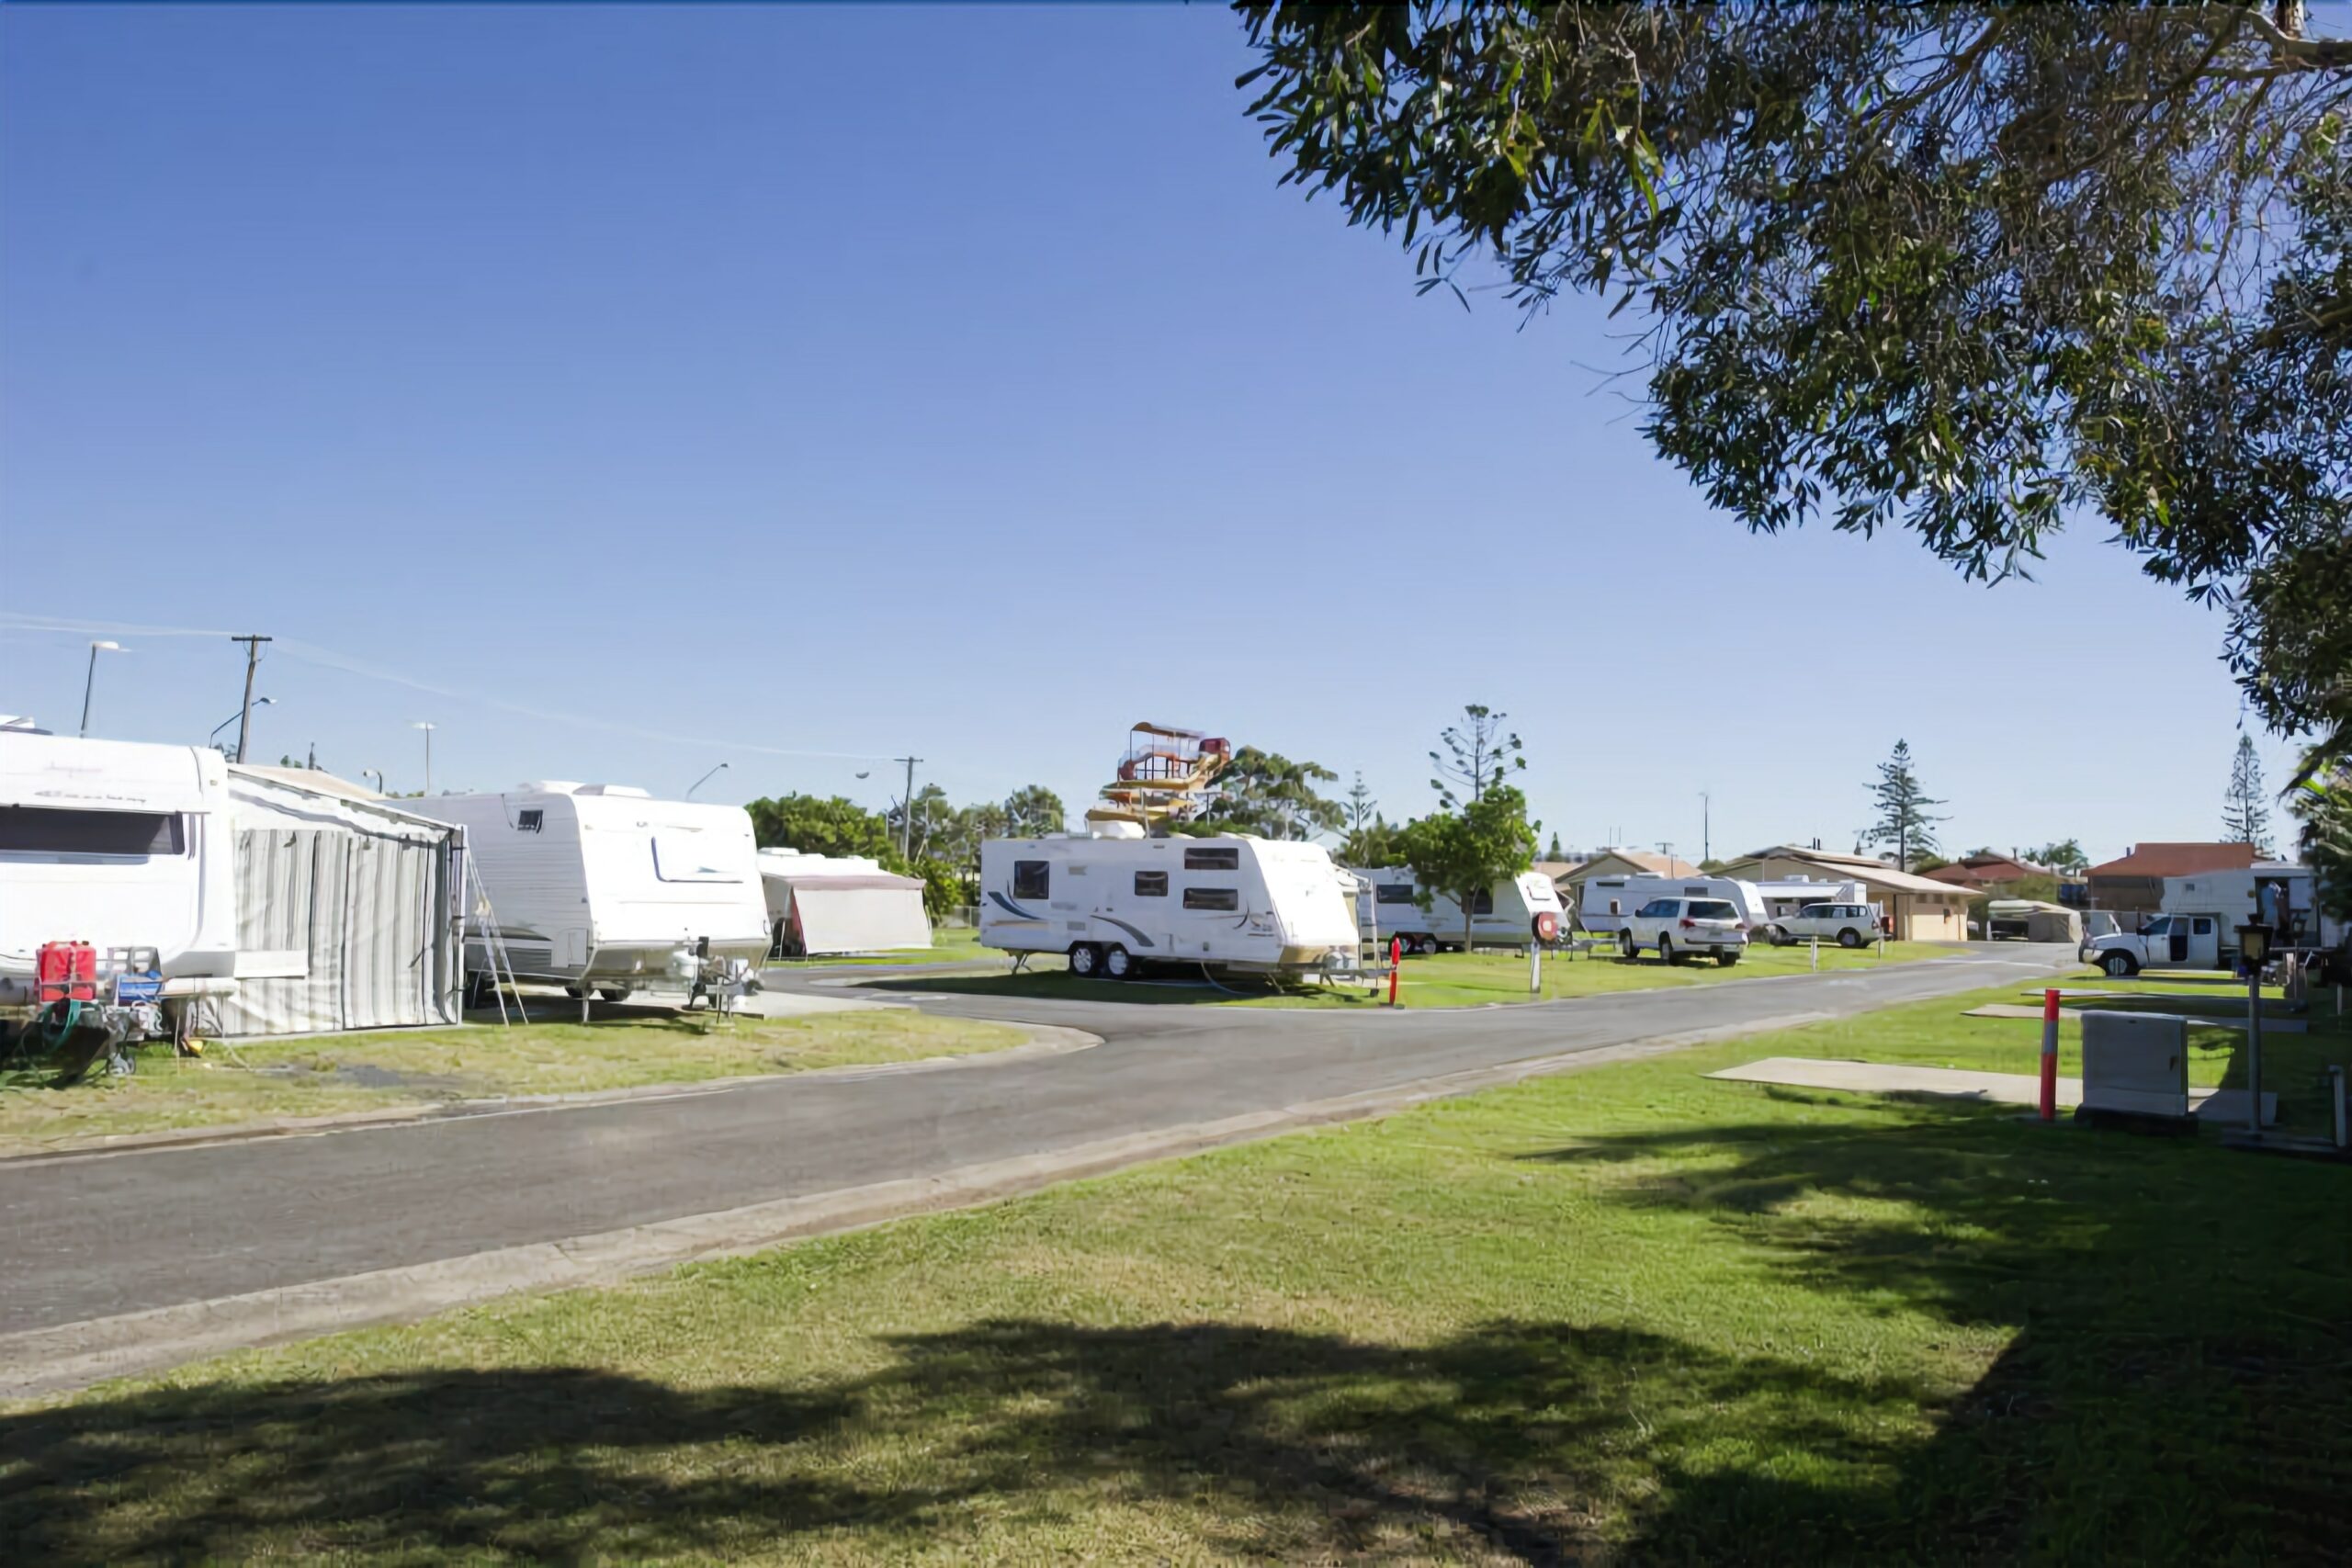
[3,1319,1939,1564]
[1522,1100,2352,1559]
[8,1109,2346,1562]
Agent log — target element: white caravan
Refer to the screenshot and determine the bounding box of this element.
[0,733,240,1005]
[978,827,1359,978]
[401,783,768,1003]
[758,848,932,957]
[2,736,462,1042]
[1349,867,1564,953]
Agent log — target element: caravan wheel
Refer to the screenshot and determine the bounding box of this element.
[1068,943,1102,978]
[1103,946,1136,980]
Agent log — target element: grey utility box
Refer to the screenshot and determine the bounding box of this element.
[2080,1011,2191,1119]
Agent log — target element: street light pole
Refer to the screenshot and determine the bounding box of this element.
[687,761,729,799]
[209,696,274,752]
[413,722,435,795]
[229,633,272,763]
[1700,791,1711,866]
[79,641,122,738]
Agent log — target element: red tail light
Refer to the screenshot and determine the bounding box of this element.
[1679,918,1696,930]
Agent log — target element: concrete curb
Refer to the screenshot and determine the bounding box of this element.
[0,1011,1825,1401]
[0,1023,1101,1168]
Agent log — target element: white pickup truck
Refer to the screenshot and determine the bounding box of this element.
[2083,912,2224,976]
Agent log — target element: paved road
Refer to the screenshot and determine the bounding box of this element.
[0,945,2074,1338]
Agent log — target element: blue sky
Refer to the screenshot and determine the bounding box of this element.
[0,5,2309,864]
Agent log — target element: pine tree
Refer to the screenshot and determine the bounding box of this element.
[1865,740,1948,873]
[1546,830,1565,861]
[1344,773,1376,840]
[2222,734,2273,852]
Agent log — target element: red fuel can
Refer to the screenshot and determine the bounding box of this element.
[36,941,98,1005]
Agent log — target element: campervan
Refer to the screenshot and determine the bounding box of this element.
[0,733,240,1005]
[759,848,932,957]
[401,784,768,1003]
[978,826,1359,977]
[1349,867,1564,953]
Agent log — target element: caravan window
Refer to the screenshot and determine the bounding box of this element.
[1134,871,1168,897]
[1374,884,1416,905]
[1470,888,1496,915]
[0,807,185,857]
[1183,886,1238,911]
[1012,860,1050,899]
[1183,846,1240,872]
[515,809,543,832]
[651,831,741,882]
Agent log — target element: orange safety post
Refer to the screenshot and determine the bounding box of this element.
[2039,987,2061,1122]
[1388,936,1402,1007]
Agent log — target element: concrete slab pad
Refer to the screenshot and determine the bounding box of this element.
[1707,1056,2274,1122]
[1968,1004,2304,1032]
[1711,1056,2080,1106]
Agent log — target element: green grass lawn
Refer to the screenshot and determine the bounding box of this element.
[0,1009,1028,1156]
[876,939,1958,1010]
[13,975,2343,1562]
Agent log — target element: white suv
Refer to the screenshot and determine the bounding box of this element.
[1620,897,1747,966]
[1773,901,1883,948]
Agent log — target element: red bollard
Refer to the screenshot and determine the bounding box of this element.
[2039,987,2060,1122]
[1388,936,1402,1008]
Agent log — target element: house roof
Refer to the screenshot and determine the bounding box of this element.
[1568,849,1701,878]
[1720,845,1973,899]
[1532,860,1588,882]
[2086,842,2261,879]
[1922,853,2050,886]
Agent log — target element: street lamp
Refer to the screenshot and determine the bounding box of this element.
[2236,920,2273,1138]
[209,696,273,751]
[412,721,435,795]
[687,761,729,799]
[79,641,124,738]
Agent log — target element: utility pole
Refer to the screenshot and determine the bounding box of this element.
[1700,792,1711,865]
[1656,840,1676,869]
[230,634,272,763]
[893,755,923,860]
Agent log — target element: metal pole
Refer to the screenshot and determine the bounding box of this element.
[2039,987,2059,1122]
[79,644,108,737]
[230,634,271,763]
[2247,961,2264,1137]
